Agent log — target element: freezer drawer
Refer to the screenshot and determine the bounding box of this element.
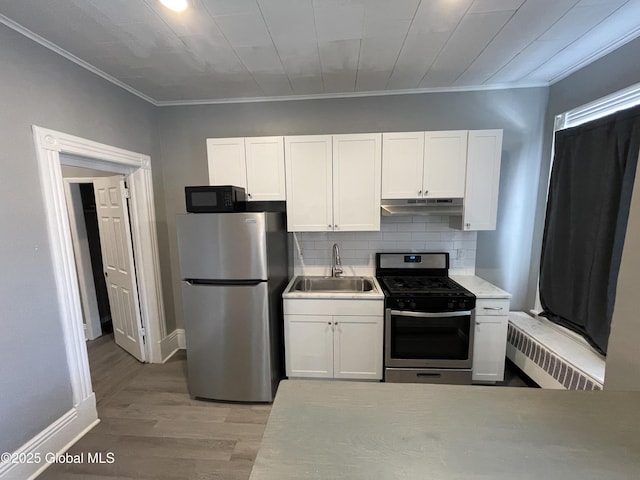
[181,281,276,402]
[177,212,268,280]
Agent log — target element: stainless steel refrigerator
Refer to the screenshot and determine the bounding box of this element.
[176,212,289,402]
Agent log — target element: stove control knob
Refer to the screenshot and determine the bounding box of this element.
[398,301,405,309]
[459,301,467,309]
[410,301,416,309]
[447,301,455,309]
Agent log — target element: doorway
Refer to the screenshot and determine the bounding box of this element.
[33,125,167,440]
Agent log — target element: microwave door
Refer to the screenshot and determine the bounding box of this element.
[176,212,268,281]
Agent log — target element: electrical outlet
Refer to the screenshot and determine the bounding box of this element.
[456,248,465,260]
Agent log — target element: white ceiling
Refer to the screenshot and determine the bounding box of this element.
[1,0,640,105]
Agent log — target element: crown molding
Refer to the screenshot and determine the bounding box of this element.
[0,14,158,105]
[549,23,640,85]
[154,81,549,107]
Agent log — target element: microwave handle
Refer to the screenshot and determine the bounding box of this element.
[388,310,471,318]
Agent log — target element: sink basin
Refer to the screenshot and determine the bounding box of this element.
[293,276,375,293]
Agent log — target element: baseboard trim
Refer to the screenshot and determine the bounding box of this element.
[0,395,98,480]
[161,328,186,362]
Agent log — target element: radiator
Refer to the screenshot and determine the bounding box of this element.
[507,321,603,390]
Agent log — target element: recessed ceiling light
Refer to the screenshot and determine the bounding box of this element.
[159,0,188,13]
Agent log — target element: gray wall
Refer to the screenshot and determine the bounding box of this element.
[533,36,640,388]
[157,87,548,330]
[0,24,158,453]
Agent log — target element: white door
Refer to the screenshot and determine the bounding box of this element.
[93,176,145,361]
[284,135,333,232]
[381,132,425,199]
[244,136,286,201]
[462,130,503,230]
[472,316,508,382]
[332,133,382,231]
[206,137,247,188]
[423,131,468,198]
[333,316,383,380]
[284,315,333,378]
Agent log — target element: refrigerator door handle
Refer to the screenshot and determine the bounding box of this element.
[184,279,265,286]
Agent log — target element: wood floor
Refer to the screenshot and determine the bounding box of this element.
[39,335,270,480]
[39,335,535,479]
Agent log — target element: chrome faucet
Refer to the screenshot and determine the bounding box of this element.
[332,243,343,277]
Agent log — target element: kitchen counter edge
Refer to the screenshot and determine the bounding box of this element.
[450,275,511,299]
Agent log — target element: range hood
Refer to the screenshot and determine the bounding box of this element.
[380,198,464,216]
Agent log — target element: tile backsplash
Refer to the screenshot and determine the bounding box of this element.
[292,215,477,275]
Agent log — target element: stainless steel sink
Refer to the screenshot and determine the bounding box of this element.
[292,276,375,293]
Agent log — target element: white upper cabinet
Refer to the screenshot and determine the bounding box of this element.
[284,135,333,232]
[207,136,286,201]
[381,130,468,199]
[451,129,503,231]
[285,133,382,232]
[381,132,424,199]
[207,137,246,188]
[244,136,286,201]
[423,131,468,198]
[332,133,382,232]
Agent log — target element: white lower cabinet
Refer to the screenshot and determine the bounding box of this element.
[472,298,510,383]
[284,299,384,380]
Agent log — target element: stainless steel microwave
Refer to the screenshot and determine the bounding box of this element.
[185,186,246,213]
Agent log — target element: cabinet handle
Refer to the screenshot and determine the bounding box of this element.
[328,224,332,229]
[483,306,504,311]
[334,224,339,230]
[327,322,332,325]
[248,193,252,198]
[418,190,422,195]
[466,223,471,228]
[334,322,338,325]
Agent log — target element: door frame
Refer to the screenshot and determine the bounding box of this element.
[32,125,166,408]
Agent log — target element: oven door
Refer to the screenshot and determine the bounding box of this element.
[385,309,474,369]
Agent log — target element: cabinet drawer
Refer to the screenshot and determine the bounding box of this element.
[475,299,509,316]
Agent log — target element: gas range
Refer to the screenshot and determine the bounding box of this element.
[376,252,476,385]
[376,253,476,312]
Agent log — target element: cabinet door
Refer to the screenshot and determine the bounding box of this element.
[284,136,333,232]
[333,315,383,380]
[472,315,508,382]
[285,315,333,378]
[332,133,382,231]
[461,130,503,230]
[206,138,247,188]
[381,132,424,199]
[423,131,467,198]
[244,136,286,201]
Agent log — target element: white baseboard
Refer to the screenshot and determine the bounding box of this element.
[160,328,186,362]
[0,395,98,480]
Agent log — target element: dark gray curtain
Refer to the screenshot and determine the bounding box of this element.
[539,105,640,355]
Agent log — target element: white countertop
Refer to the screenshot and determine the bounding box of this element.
[250,380,640,480]
[451,274,512,299]
[282,275,384,300]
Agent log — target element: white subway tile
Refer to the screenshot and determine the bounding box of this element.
[425,241,456,251]
[399,223,426,232]
[383,232,412,241]
[368,241,398,250]
[395,241,426,250]
[411,232,441,241]
[381,223,398,232]
[339,240,370,249]
[383,216,414,224]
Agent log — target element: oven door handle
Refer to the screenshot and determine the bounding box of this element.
[388,310,471,318]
